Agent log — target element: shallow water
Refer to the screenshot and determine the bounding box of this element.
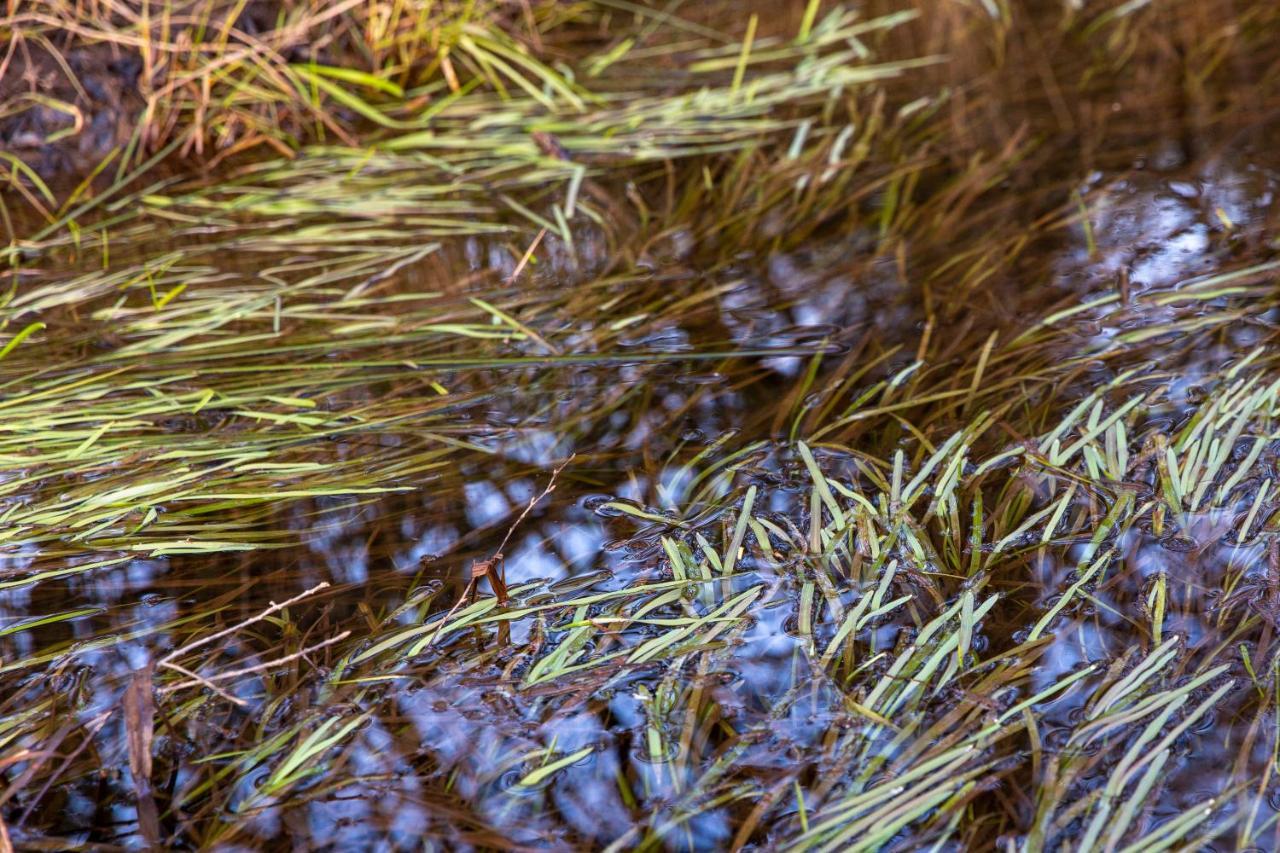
[4,2,1280,850]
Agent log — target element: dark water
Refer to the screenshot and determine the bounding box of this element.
[4,2,1280,850]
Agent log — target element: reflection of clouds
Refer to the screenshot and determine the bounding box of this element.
[463,480,511,527]
[410,522,459,564]
[1131,222,1209,288]
[125,557,162,592]
[1054,158,1278,400]
[721,250,913,353]
[1062,159,1275,299]
[303,501,374,583]
[507,534,565,584]
[0,542,38,580]
[554,522,605,571]
[500,428,570,465]
[552,748,632,842]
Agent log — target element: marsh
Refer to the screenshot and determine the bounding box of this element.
[1,0,1279,849]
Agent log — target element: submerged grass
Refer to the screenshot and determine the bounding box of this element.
[3,0,1280,849]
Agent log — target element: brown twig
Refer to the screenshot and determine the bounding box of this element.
[157,582,339,702]
[161,631,352,694]
[508,226,547,283]
[429,455,574,647]
[156,660,248,706]
[159,582,330,665]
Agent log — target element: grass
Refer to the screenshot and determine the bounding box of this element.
[2,0,1280,848]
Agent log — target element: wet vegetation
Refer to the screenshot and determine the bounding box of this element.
[2,0,1280,848]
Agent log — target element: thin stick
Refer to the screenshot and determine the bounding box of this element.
[494,454,575,560]
[157,661,248,706]
[162,631,352,693]
[159,582,330,664]
[508,227,547,283]
[429,455,574,647]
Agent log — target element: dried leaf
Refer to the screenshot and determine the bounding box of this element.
[123,665,160,847]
